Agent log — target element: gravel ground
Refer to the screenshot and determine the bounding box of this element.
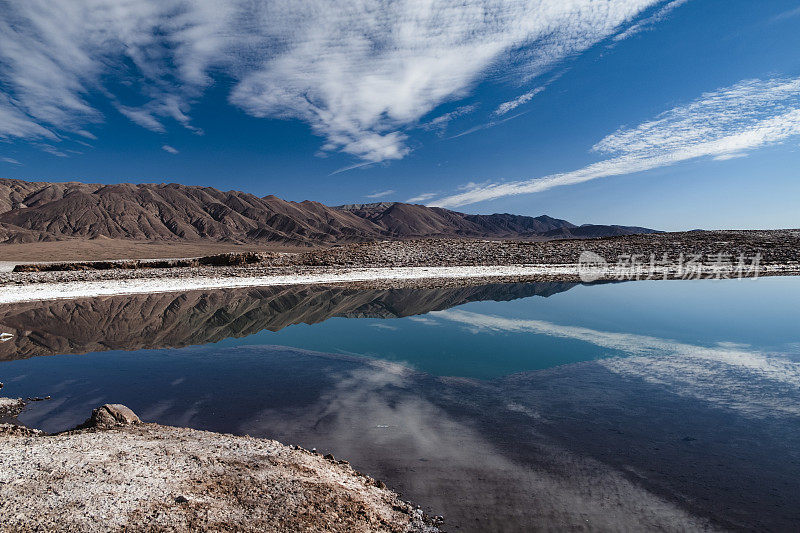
[0,403,439,532]
[295,230,800,268]
[1,230,798,287]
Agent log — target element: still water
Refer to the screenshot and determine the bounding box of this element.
[1,278,799,531]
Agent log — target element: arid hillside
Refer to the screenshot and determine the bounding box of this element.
[0,179,657,246]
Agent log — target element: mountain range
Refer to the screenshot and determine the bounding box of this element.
[0,178,657,245]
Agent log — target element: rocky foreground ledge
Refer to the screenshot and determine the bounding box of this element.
[0,402,439,532]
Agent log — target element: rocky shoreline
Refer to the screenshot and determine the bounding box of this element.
[0,396,26,426]
[0,400,440,532]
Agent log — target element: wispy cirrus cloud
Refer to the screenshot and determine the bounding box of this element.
[75,130,97,140]
[369,323,398,331]
[770,5,800,23]
[1,156,21,165]
[365,189,396,199]
[494,87,544,116]
[0,95,57,141]
[406,192,437,203]
[422,104,479,135]
[430,76,800,207]
[613,0,690,41]
[0,0,662,163]
[446,109,530,140]
[36,144,69,158]
[116,105,167,134]
[161,145,179,154]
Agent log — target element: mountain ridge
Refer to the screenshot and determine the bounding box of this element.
[0,179,658,245]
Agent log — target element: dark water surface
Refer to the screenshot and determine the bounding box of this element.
[1,278,799,531]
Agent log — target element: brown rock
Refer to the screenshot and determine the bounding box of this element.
[84,404,141,428]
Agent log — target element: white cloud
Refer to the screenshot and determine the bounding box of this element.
[230,1,660,162]
[0,0,661,162]
[115,105,166,134]
[713,152,747,161]
[406,192,437,203]
[0,95,57,140]
[365,189,395,199]
[1,157,21,165]
[161,144,179,154]
[431,76,800,207]
[613,0,690,41]
[116,96,204,135]
[494,87,544,115]
[0,0,227,140]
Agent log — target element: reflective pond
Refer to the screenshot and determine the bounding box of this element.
[1,278,799,531]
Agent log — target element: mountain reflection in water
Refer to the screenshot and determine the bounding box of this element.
[0,282,576,361]
[1,279,799,531]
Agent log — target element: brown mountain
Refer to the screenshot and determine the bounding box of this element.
[540,224,659,239]
[0,178,657,245]
[335,202,580,236]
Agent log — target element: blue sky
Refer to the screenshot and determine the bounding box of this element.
[1,0,799,230]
